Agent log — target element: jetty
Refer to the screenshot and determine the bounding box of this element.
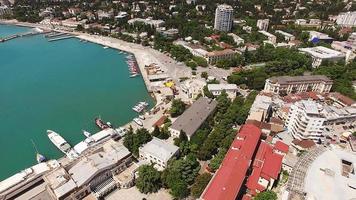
[48,35,74,42]
[0,28,49,43]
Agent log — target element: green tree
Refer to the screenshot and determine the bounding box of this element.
[254,191,278,200]
[208,149,227,171]
[191,173,212,198]
[201,71,208,79]
[136,165,162,194]
[123,128,152,156]
[170,99,186,117]
[193,56,208,67]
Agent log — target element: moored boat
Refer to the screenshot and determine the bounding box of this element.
[133,118,143,126]
[95,117,112,130]
[36,153,47,163]
[47,130,71,154]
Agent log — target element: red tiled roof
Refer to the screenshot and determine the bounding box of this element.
[246,142,284,195]
[274,141,289,154]
[328,92,355,106]
[202,124,262,200]
[153,115,167,127]
[261,152,283,180]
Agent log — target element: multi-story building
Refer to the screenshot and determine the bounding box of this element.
[214,4,234,32]
[258,30,277,44]
[275,30,295,41]
[228,33,245,45]
[181,79,206,100]
[128,17,165,28]
[286,100,326,142]
[257,19,269,31]
[139,137,179,171]
[264,75,333,95]
[44,140,132,200]
[286,100,356,142]
[299,46,345,68]
[207,84,238,99]
[169,97,217,140]
[336,11,356,27]
[206,49,236,64]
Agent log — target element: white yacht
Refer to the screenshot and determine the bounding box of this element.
[133,118,143,126]
[47,130,71,154]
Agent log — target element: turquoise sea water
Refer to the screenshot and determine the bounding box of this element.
[0,25,153,180]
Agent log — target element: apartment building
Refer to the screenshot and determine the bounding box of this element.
[286,100,326,142]
[336,11,356,27]
[257,19,269,31]
[214,4,234,32]
[264,75,333,95]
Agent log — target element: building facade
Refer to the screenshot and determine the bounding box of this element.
[207,84,238,99]
[336,11,356,27]
[257,19,269,31]
[264,75,333,95]
[214,4,233,32]
[286,100,326,142]
[299,46,345,68]
[139,137,179,170]
[169,97,217,139]
[206,49,236,64]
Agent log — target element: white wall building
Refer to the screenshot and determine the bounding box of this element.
[207,84,238,99]
[228,33,245,45]
[286,100,326,142]
[336,11,356,27]
[139,137,179,171]
[275,30,295,41]
[257,19,269,31]
[259,30,277,44]
[128,17,165,28]
[299,46,345,68]
[214,4,234,32]
[181,79,206,101]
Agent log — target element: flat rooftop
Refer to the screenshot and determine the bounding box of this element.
[299,46,345,59]
[170,97,217,137]
[304,148,356,200]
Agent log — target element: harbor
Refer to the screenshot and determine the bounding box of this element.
[0,24,155,180]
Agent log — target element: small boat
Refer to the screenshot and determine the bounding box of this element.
[31,139,46,163]
[95,117,110,130]
[103,46,109,49]
[47,130,71,154]
[139,101,149,107]
[130,74,139,78]
[133,118,143,126]
[83,130,91,138]
[36,153,47,163]
[139,115,145,120]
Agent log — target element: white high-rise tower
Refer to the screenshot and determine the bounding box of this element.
[214,4,233,32]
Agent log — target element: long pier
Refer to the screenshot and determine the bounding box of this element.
[0,30,50,43]
[48,35,74,42]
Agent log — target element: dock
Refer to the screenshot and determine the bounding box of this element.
[0,29,49,43]
[48,35,74,42]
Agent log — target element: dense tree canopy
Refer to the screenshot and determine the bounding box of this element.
[170,99,187,117]
[190,173,213,198]
[136,165,162,194]
[123,128,152,157]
